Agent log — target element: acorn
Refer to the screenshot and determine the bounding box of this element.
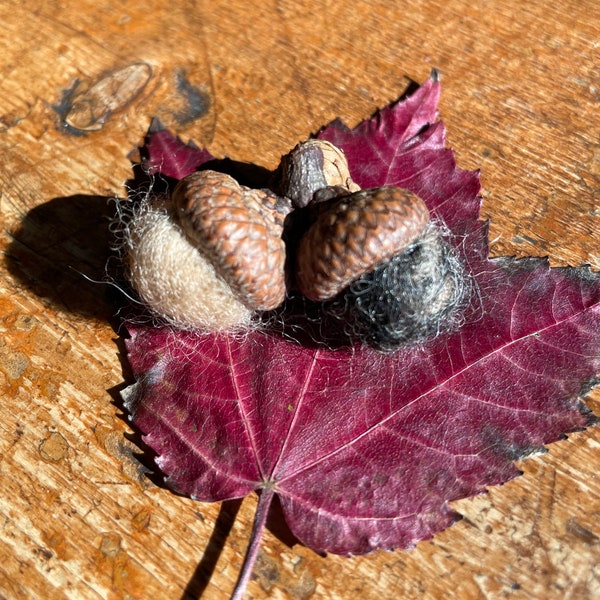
[274,139,360,207]
[276,139,469,350]
[124,170,291,331]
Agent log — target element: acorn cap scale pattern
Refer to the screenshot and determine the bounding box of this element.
[296,187,431,301]
[173,170,288,311]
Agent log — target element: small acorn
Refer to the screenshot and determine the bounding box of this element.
[275,139,360,207]
[124,170,291,331]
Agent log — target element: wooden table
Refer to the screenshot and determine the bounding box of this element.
[1,1,599,598]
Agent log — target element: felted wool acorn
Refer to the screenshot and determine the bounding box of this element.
[124,170,291,331]
[277,140,470,351]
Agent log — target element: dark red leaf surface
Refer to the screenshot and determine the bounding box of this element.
[142,117,213,179]
[123,75,600,556]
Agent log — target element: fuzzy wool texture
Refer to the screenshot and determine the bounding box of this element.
[123,198,253,332]
[324,222,470,351]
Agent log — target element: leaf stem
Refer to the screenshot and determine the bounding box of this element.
[230,486,275,600]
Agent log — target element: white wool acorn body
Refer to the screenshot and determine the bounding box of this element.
[125,197,254,331]
[123,169,291,332]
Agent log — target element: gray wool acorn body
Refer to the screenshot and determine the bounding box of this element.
[276,139,470,351]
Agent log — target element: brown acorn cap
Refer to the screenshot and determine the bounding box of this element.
[296,186,431,301]
[277,139,360,207]
[173,170,290,311]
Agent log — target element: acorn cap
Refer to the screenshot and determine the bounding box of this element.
[296,186,431,301]
[277,139,360,207]
[173,170,290,311]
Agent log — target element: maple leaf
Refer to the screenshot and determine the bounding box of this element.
[121,74,600,598]
[142,116,214,179]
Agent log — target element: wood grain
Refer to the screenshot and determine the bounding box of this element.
[1,0,598,598]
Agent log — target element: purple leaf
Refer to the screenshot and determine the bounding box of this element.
[122,75,600,562]
[318,75,480,230]
[142,117,213,179]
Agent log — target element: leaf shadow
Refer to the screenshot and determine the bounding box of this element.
[2,189,349,352]
[179,494,302,600]
[4,193,126,325]
[179,498,243,600]
[5,187,305,597]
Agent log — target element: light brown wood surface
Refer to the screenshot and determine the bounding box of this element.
[1,1,599,598]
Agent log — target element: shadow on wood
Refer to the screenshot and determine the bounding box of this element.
[180,499,243,600]
[5,194,125,322]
